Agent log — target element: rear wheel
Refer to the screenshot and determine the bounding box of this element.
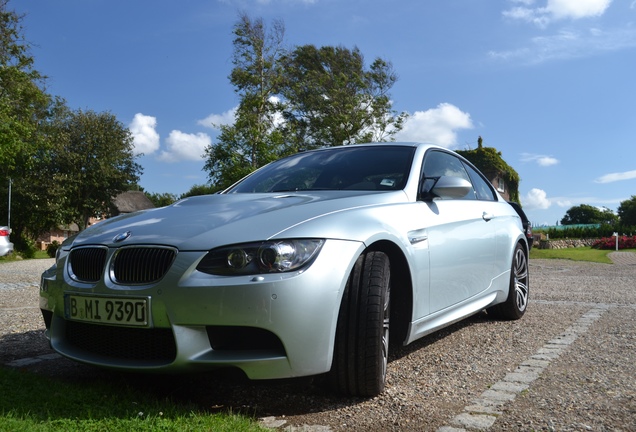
[329,251,390,396]
[488,243,529,320]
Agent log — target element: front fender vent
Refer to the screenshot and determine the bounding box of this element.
[110,247,177,285]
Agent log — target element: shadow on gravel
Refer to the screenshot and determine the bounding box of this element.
[2,311,495,419]
[0,329,50,364]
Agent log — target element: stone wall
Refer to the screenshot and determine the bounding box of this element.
[537,238,598,249]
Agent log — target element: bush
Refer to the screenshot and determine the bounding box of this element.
[46,241,60,258]
[13,237,37,259]
[592,235,636,250]
[534,223,636,240]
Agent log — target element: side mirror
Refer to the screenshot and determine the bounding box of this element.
[420,176,472,201]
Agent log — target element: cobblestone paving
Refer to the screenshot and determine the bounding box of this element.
[608,251,636,265]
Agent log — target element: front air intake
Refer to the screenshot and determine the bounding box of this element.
[65,320,176,363]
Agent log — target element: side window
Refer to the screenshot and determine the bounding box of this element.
[463,162,496,201]
[421,151,475,199]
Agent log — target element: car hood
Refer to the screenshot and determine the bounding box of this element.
[68,191,408,251]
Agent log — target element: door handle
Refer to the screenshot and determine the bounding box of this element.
[482,212,494,221]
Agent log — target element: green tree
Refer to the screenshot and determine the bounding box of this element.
[145,191,179,207]
[180,183,219,198]
[203,12,287,189]
[6,99,71,245]
[203,13,407,190]
[0,1,50,178]
[0,1,57,252]
[617,196,636,226]
[281,44,407,149]
[560,204,618,225]
[50,109,143,230]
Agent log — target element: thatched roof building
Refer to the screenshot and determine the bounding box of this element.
[109,191,155,216]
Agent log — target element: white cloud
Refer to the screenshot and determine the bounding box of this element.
[158,131,211,162]
[503,6,551,27]
[536,156,559,166]
[547,0,612,20]
[503,0,612,27]
[595,169,636,183]
[129,113,160,156]
[393,103,473,147]
[521,153,559,166]
[197,107,237,130]
[554,198,573,207]
[489,26,636,65]
[524,188,552,209]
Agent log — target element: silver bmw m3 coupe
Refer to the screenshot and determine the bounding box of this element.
[40,142,529,396]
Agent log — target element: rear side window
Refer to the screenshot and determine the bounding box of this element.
[463,162,496,201]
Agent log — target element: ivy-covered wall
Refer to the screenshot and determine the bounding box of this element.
[456,137,520,204]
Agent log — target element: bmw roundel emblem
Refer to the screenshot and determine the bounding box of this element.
[113,231,132,243]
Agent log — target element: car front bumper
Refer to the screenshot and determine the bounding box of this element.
[40,239,364,379]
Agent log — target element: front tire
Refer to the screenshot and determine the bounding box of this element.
[488,243,529,320]
[329,251,390,397]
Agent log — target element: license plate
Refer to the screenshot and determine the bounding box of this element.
[65,294,149,327]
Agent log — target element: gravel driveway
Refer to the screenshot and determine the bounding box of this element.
[1,256,635,431]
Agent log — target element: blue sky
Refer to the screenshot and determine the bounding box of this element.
[13,0,636,226]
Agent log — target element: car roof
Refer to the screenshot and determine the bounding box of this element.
[322,142,439,150]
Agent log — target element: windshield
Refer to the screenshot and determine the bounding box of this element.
[226,145,416,193]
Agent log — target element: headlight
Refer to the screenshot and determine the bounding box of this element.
[197,239,324,276]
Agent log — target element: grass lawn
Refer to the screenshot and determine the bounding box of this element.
[0,367,267,432]
[0,250,50,263]
[530,246,636,264]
